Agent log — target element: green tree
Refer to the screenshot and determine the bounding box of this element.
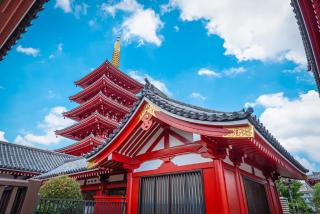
[276,178,312,213]
[313,183,320,212]
[39,175,82,199]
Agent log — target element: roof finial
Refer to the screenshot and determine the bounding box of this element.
[112,35,121,68]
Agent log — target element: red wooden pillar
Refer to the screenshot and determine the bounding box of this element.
[126,171,133,214]
[203,167,219,213]
[235,164,248,214]
[130,176,140,214]
[214,158,230,214]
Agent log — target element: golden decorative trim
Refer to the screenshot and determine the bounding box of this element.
[223,125,254,138]
[139,103,159,120]
[87,161,96,169]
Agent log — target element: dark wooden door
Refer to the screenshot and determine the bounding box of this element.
[243,176,270,214]
[139,171,205,214]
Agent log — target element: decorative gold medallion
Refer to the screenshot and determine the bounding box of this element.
[139,103,158,120]
[223,125,254,138]
[139,103,159,130]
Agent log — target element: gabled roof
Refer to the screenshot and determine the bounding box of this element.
[0,141,76,174]
[83,80,307,173]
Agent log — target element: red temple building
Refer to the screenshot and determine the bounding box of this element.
[0,39,308,213]
[55,37,144,156]
[35,63,308,213]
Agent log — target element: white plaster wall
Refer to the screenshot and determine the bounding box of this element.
[171,153,212,166]
[134,159,163,172]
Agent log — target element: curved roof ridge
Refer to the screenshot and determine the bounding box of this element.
[143,78,252,115]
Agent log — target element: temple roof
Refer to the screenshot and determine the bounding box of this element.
[75,60,144,93]
[0,0,48,61]
[64,92,130,121]
[84,80,308,173]
[35,158,88,179]
[291,0,320,91]
[0,141,76,174]
[56,111,118,140]
[70,74,138,105]
[55,134,103,154]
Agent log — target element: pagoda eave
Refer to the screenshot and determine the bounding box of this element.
[70,75,138,105]
[64,92,130,121]
[56,113,119,141]
[75,60,143,93]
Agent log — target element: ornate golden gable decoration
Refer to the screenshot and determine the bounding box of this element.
[223,125,254,138]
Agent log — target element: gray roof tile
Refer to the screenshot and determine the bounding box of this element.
[0,141,76,173]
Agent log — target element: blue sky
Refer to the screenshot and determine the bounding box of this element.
[0,0,319,172]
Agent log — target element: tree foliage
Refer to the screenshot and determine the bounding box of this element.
[313,183,320,211]
[39,175,82,199]
[276,178,312,213]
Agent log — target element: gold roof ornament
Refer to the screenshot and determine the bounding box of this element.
[112,36,121,68]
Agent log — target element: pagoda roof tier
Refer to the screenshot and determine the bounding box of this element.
[56,134,103,156]
[75,60,144,94]
[64,92,130,121]
[56,112,118,141]
[70,74,138,105]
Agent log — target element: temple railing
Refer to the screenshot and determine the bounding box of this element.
[35,198,126,214]
[0,178,41,214]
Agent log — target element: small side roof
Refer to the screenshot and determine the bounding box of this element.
[0,141,76,174]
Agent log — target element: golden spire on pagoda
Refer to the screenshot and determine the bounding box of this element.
[112,36,121,68]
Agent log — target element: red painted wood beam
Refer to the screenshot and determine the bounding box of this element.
[110,152,140,165]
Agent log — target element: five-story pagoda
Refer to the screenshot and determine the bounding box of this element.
[56,37,144,156]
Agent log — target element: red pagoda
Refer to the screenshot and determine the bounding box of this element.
[55,37,144,156]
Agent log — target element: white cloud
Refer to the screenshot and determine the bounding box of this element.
[0,131,7,142]
[190,92,206,101]
[174,25,180,32]
[16,45,39,57]
[14,106,74,146]
[197,68,221,77]
[101,0,141,16]
[247,90,320,167]
[128,70,172,96]
[198,67,247,78]
[165,0,306,65]
[55,0,72,13]
[223,67,246,76]
[101,0,164,46]
[55,0,87,18]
